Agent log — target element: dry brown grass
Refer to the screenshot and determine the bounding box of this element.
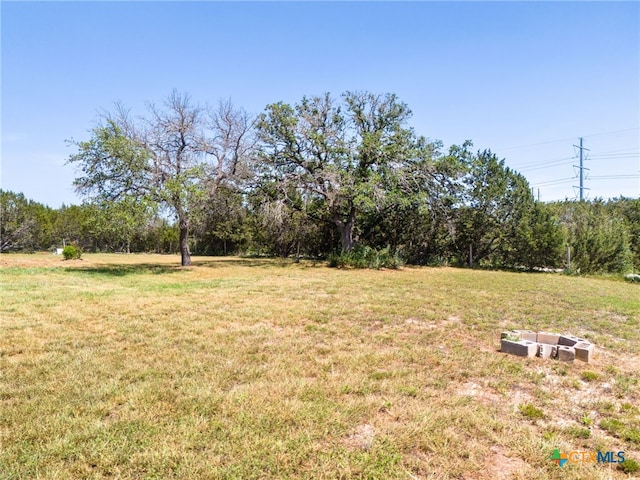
[1,253,638,479]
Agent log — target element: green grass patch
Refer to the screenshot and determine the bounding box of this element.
[519,403,545,421]
[619,457,640,474]
[580,370,600,382]
[565,426,591,439]
[1,253,639,479]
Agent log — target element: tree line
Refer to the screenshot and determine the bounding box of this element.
[2,90,639,273]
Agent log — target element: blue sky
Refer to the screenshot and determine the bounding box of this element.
[2,1,639,208]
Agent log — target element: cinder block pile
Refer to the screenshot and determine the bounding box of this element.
[500,330,594,363]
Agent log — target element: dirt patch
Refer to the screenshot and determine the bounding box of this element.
[465,446,530,480]
[484,446,530,479]
[0,252,65,268]
[456,381,502,406]
[597,346,640,374]
[344,423,376,451]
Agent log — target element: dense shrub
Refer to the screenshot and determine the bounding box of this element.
[327,246,403,269]
[62,244,82,260]
[567,202,633,274]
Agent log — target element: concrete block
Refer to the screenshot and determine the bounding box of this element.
[501,339,537,358]
[574,342,595,362]
[557,345,575,362]
[559,335,588,346]
[538,343,558,359]
[537,332,560,345]
[558,335,580,346]
[512,330,537,342]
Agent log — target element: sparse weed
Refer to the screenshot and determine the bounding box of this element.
[624,427,640,445]
[580,413,593,426]
[619,457,640,474]
[600,418,624,434]
[614,374,639,397]
[519,403,545,420]
[565,426,591,439]
[580,371,600,382]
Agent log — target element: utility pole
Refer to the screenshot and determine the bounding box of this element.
[573,137,590,201]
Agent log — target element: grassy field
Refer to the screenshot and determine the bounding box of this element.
[1,253,639,479]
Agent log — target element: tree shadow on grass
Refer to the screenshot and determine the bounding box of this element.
[190,257,303,269]
[63,263,184,277]
[62,257,309,276]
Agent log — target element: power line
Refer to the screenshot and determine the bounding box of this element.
[496,127,639,153]
[590,153,639,160]
[582,127,639,139]
[590,147,639,155]
[531,178,575,187]
[511,153,637,174]
[498,138,575,152]
[518,158,576,173]
[590,175,640,180]
[516,155,574,169]
[498,129,639,200]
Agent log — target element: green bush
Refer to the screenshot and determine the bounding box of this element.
[327,253,341,268]
[619,457,639,474]
[566,201,634,273]
[327,246,403,270]
[427,255,451,267]
[62,244,82,260]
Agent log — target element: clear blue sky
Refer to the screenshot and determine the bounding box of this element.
[2,1,639,208]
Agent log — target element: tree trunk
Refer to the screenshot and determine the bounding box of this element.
[179,218,191,266]
[340,224,353,253]
[337,207,356,253]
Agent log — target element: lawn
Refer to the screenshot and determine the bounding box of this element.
[1,253,639,479]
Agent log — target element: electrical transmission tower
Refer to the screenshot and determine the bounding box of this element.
[573,137,590,200]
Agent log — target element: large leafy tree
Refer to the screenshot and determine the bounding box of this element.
[191,185,250,255]
[504,201,565,269]
[0,190,55,252]
[52,204,95,250]
[361,142,466,263]
[83,198,155,253]
[256,91,438,253]
[68,91,254,266]
[454,147,535,266]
